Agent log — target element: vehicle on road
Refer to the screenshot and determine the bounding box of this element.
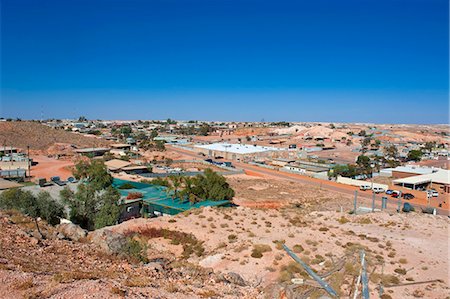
[426,189,439,197]
[391,190,402,198]
[359,185,371,191]
[373,187,385,193]
[403,193,415,200]
[385,189,394,195]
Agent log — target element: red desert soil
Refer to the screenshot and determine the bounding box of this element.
[30,156,75,180]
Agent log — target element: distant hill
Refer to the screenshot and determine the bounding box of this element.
[0,121,109,152]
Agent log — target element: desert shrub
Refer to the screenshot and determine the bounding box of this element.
[278,261,308,282]
[337,216,350,224]
[119,237,149,263]
[123,227,204,258]
[118,183,135,189]
[228,234,237,242]
[394,268,407,275]
[251,244,272,258]
[0,189,65,226]
[293,244,304,253]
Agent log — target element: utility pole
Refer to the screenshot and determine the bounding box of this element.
[27,145,31,178]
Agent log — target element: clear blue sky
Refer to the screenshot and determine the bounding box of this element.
[1,0,448,123]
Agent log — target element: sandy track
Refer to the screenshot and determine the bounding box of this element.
[30,156,74,180]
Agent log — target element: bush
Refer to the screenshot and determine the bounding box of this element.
[251,244,272,258]
[119,237,149,263]
[293,244,304,253]
[150,177,170,187]
[118,183,135,189]
[0,189,65,226]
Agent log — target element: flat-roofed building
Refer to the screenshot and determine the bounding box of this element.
[393,169,450,193]
[74,147,110,157]
[194,143,282,161]
[390,166,435,179]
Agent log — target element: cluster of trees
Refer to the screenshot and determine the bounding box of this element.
[151,169,235,204]
[0,189,65,237]
[61,160,121,230]
[140,139,166,151]
[329,155,380,178]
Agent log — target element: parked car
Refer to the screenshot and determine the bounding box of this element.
[67,177,78,183]
[50,176,66,186]
[426,189,439,197]
[385,189,394,195]
[391,191,402,198]
[359,185,371,191]
[373,187,385,193]
[403,193,415,200]
[50,176,61,182]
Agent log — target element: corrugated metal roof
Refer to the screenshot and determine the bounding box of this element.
[195,143,281,154]
[393,169,450,185]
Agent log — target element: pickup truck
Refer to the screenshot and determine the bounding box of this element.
[373,187,385,193]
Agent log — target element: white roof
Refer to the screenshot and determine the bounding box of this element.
[391,166,435,175]
[393,169,450,185]
[195,143,281,154]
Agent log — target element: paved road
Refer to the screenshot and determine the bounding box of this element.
[169,146,450,216]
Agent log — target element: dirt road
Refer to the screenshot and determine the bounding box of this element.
[30,155,74,180]
[168,146,450,216]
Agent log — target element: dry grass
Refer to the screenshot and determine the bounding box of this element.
[124,276,152,287]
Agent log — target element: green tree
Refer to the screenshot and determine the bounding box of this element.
[0,189,65,237]
[423,142,436,153]
[150,129,158,140]
[35,191,66,226]
[168,175,182,200]
[360,137,371,152]
[356,155,372,174]
[61,184,121,231]
[199,123,211,136]
[384,145,399,160]
[62,160,120,230]
[73,160,113,190]
[120,126,132,138]
[407,150,423,162]
[94,187,122,229]
[192,169,235,201]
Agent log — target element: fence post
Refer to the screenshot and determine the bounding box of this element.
[371,192,376,212]
[397,199,402,213]
[354,191,358,215]
[381,197,387,210]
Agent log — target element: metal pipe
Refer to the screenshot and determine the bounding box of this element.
[282,244,338,298]
[360,250,370,299]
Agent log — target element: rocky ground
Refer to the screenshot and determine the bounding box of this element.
[1,174,448,298]
[112,206,449,298]
[227,175,353,210]
[0,121,109,154]
[0,210,259,299]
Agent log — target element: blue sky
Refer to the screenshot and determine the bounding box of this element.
[1,0,448,123]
